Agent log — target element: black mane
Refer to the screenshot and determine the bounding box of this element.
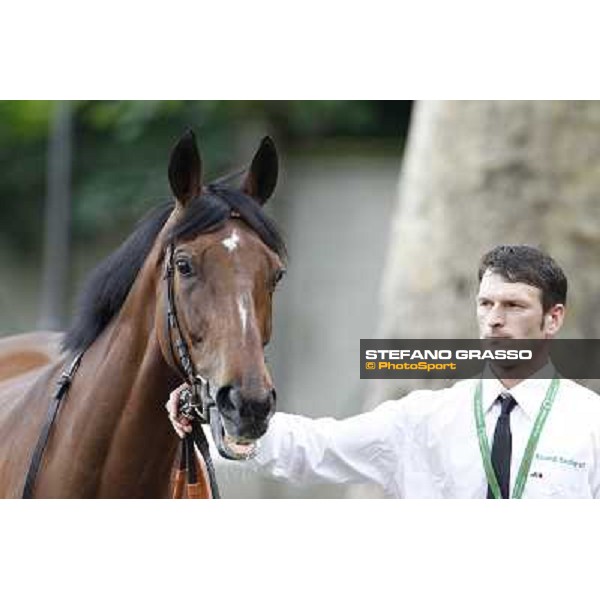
[62,185,286,354]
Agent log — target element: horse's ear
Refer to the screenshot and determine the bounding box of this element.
[168,130,203,206]
[241,136,279,205]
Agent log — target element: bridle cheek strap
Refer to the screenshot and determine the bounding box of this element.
[164,243,221,499]
[163,244,213,421]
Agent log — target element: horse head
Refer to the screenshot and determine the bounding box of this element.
[158,131,286,459]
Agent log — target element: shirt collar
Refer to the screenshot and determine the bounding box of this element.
[480,361,557,420]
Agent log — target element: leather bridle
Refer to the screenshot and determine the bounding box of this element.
[164,222,261,464]
[163,241,215,423]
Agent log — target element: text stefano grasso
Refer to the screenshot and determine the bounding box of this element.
[364,349,533,361]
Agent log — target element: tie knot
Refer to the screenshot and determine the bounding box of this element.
[498,392,517,416]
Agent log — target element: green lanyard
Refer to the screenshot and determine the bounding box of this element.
[474,375,560,499]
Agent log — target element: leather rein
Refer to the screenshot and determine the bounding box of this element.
[22,352,84,498]
[21,241,221,499]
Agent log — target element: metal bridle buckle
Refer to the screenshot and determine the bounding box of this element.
[178,376,214,424]
[178,387,199,419]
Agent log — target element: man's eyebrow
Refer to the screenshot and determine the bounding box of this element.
[478,294,530,304]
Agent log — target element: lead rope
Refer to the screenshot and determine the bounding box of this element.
[171,422,221,499]
[190,421,220,498]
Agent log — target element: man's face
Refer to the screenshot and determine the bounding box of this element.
[476,270,564,339]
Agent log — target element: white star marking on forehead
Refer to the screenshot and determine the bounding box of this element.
[222,229,240,253]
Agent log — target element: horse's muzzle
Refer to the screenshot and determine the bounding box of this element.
[216,385,276,440]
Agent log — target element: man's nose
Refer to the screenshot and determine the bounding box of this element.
[487,306,505,328]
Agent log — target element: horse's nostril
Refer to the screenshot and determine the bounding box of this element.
[217,386,275,423]
[216,386,236,413]
[249,399,272,420]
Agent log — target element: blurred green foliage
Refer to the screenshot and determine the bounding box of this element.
[0,100,411,256]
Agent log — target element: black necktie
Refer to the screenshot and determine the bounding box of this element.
[487,392,517,499]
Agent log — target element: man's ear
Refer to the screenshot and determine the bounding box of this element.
[544,304,565,337]
[241,136,279,205]
[168,130,203,207]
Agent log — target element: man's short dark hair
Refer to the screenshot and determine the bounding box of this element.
[478,245,567,312]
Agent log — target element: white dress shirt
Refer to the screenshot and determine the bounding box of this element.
[251,368,600,498]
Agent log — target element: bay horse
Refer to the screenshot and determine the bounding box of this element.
[0,131,286,498]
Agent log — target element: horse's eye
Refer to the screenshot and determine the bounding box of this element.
[175,257,194,277]
[273,268,286,288]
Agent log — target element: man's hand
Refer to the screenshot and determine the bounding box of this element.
[165,383,193,438]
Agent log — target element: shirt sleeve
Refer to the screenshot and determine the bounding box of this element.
[249,399,407,491]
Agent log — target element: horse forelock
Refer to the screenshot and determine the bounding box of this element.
[167,185,287,261]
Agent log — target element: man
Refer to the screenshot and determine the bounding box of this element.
[167,245,600,498]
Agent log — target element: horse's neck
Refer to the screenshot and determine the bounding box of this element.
[37,255,181,498]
